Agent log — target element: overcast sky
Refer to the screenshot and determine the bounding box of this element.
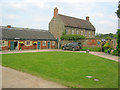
[1,0,119,34]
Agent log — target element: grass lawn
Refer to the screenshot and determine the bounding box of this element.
[2,51,118,88]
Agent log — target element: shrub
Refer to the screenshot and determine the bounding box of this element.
[103,42,110,49]
[61,34,85,41]
[81,47,101,52]
[104,49,108,53]
[112,50,119,56]
[107,48,112,53]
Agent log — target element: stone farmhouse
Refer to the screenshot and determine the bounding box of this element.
[0,25,57,51]
[0,8,117,51]
[49,8,96,48]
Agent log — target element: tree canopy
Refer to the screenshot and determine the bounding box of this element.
[116,1,120,18]
[95,33,117,39]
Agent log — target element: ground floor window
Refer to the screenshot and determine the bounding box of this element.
[42,41,46,46]
[52,41,55,46]
[25,41,32,46]
[0,40,8,47]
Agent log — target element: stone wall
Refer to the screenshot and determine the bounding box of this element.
[61,39,117,49]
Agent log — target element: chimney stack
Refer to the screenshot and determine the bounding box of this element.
[7,25,11,28]
[86,16,89,21]
[54,7,58,18]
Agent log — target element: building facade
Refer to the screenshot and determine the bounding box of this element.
[0,26,57,51]
[49,8,96,48]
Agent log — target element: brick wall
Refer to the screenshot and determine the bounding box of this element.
[1,40,57,51]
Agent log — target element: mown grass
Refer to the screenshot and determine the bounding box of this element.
[2,51,118,88]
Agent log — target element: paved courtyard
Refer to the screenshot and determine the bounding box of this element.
[1,66,67,88]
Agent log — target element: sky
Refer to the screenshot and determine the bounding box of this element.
[1,0,119,34]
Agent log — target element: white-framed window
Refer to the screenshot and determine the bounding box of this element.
[77,30,79,34]
[25,40,32,46]
[0,40,8,47]
[72,30,74,34]
[81,31,83,35]
[89,31,91,37]
[42,41,46,46]
[85,31,87,36]
[92,32,94,37]
[52,41,55,46]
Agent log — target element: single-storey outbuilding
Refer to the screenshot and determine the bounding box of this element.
[0,25,57,51]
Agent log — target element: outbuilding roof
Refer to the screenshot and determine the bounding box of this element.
[58,14,95,30]
[1,26,56,40]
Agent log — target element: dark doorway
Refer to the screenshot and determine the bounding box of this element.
[14,41,18,49]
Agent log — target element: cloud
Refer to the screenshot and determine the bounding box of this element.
[6,14,18,19]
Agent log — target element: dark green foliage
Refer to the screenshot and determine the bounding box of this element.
[81,47,101,52]
[115,3,120,18]
[61,34,85,41]
[104,49,108,53]
[116,29,120,52]
[62,32,66,35]
[104,48,112,54]
[103,42,110,49]
[95,33,117,39]
[112,50,120,56]
[107,48,112,53]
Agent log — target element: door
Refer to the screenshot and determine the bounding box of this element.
[10,41,14,50]
[48,42,50,49]
[37,42,40,49]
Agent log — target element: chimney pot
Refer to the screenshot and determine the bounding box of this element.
[54,7,58,18]
[86,16,89,21]
[7,25,11,28]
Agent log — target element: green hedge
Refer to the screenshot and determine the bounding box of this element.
[61,34,85,40]
[81,47,101,52]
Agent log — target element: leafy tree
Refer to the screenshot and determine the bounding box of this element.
[116,1,120,18]
[116,29,120,52]
[95,33,116,39]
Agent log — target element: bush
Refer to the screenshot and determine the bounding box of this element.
[104,49,108,53]
[103,42,110,49]
[112,50,119,56]
[81,47,101,52]
[104,48,113,54]
[61,34,85,41]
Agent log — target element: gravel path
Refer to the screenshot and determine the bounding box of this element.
[2,66,67,88]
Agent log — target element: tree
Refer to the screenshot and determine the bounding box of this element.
[116,29,120,52]
[116,1,120,18]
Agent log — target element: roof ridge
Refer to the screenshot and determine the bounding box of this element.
[1,26,48,32]
[58,14,87,21]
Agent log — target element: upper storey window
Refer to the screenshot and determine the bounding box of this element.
[72,30,74,34]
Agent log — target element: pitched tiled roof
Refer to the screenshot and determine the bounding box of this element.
[58,14,95,30]
[1,26,56,40]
